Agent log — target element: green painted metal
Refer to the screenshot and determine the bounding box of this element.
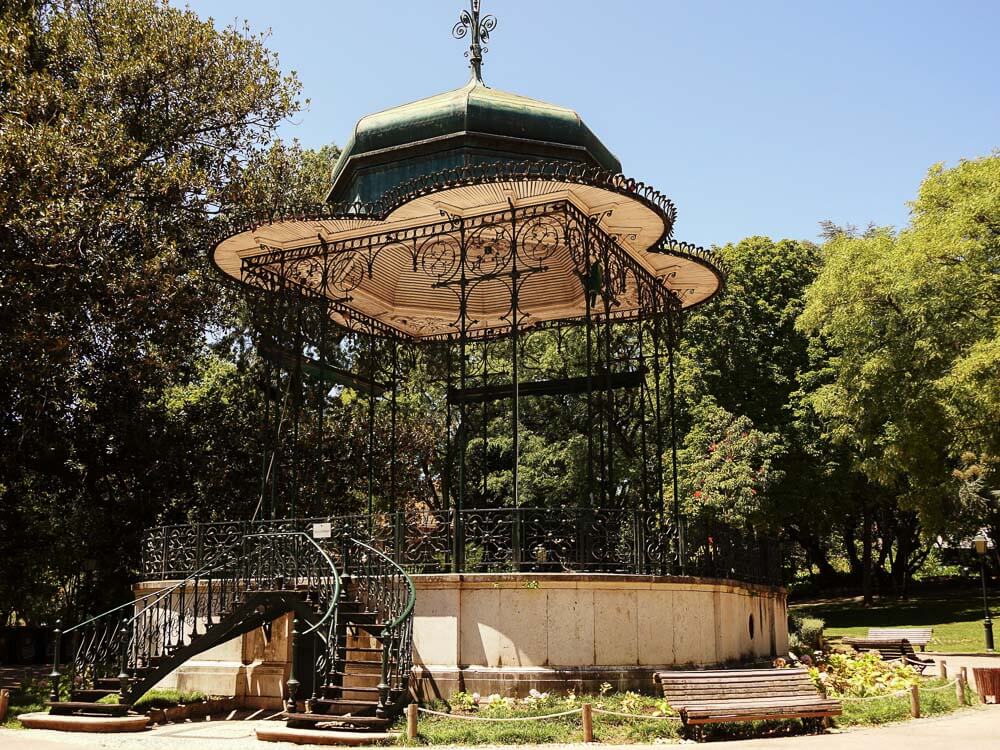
[327,80,622,204]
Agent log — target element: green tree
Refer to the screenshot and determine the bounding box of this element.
[0,0,301,623]
[678,237,856,566]
[797,154,1000,582]
[678,399,784,530]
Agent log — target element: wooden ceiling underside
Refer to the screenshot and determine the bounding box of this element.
[214,181,721,341]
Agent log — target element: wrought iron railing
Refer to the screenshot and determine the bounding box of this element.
[338,538,415,717]
[141,508,782,586]
[54,531,341,705]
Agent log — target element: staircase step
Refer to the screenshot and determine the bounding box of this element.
[331,671,381,680]
[310,698,379,715]
[285,712,390,728]
[47,701,131,717]
[71,689,119,701]
[94,678,121,690]
[336,646,383,653]
[325,686,381,695]
[340,659,391,668]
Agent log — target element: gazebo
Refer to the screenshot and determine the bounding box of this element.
[47,2,786,739]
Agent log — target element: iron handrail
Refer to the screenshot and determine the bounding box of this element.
[348,536,415,632]
[244,531,341,636]
[120,539,246,627]
[54,530,344,708]
[62,588,167,635]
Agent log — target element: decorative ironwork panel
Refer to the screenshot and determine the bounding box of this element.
[140,511,780,586]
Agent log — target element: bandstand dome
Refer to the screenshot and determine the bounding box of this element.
[326,77,622,204]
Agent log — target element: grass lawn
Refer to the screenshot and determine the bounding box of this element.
[792,588,993,653]
[1,695,44,730]
[836,677,974,726]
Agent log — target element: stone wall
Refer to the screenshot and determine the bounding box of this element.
[410,573,787,698]
[135,573,787,707]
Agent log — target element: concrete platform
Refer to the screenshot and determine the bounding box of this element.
[18,711,150,732]
[255,725,398,745]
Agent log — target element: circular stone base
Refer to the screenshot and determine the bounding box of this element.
[18,712,150,733]
[256,725,397,745]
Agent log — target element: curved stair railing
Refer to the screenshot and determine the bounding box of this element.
[51,531,340,709]
[339,537,416,719]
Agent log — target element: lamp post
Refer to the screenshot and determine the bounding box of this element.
[973,535,994,652]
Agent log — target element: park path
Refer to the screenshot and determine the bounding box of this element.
[1,705,997,750]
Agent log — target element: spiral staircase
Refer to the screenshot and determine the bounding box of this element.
[47,531,415,736]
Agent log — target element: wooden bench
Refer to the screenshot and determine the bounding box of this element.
[867,627,933,651]
[842,638,934,673]
[654,669,841,726]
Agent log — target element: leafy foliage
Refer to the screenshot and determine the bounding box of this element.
[799,154,1000,560]
[0,0,302,623]
[679,400,784,529]
[813,651,918,698]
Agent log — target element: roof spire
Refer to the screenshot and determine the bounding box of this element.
[452,0,497,84]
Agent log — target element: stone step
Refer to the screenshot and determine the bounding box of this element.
[310,698,379,715]
[285,712,390,728]
[47,701,131,717]
[258,724,396,746]
[323,685,378,695]
[330,670,381,680]
[71,689,119,701]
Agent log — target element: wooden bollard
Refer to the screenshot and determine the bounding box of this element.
[960,666,969,691]
[939,660,948,680]
[407,702,418,740]
[956,671,966,704]
[909,684,920,718]
[582,702,593,743]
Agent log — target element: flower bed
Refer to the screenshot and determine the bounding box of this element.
[808,650,974,726]
[98,689,238,724]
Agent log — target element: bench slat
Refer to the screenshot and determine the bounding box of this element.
[654,668,841,726]
[687,709,843,725]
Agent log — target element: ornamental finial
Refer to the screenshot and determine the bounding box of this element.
[452,0,497,83]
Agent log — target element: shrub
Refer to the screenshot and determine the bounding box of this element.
[797,617,825,651]
[811,651,918,698]
[787,613,824,654]
[132,688,206,711]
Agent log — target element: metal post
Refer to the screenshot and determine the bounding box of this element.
[980,552,995,652]
[391,339,399,558]
[290,305,304,519]
[482,339,489,505]
[318,303,327,514]
[583,234,596,567]
[286,617,300,713]
[455,217,468,573]
[510,204,520,513]
[48,620,61,703]
[118,621,131,700]
[377,632,391,718]
[601,254,615,509]
[667,306,684,573]
[367,331,376,540]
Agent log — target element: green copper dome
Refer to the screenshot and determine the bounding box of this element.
[326,78,622,205]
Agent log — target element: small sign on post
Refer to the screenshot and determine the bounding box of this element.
[312,522,332,539]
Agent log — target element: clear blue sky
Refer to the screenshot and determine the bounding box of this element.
[185,0,998,247]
